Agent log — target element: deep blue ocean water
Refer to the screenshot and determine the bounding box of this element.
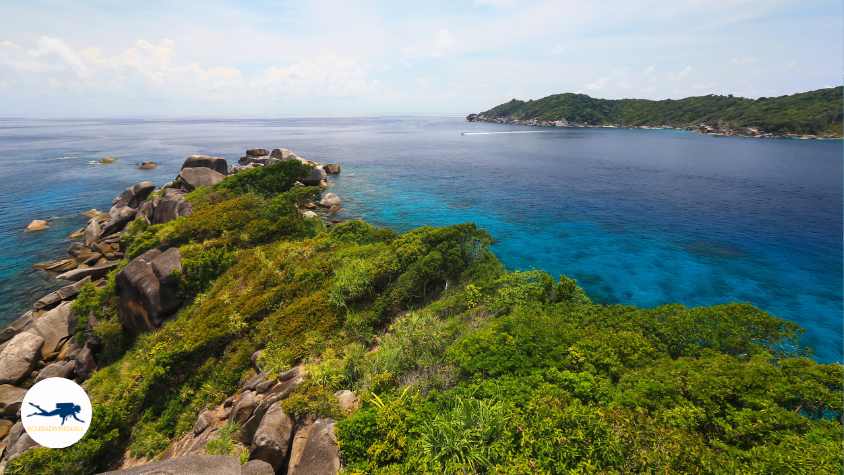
[0,116,841,363]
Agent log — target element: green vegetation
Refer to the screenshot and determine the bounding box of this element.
[479,86,843,135]
[7,160,842,474]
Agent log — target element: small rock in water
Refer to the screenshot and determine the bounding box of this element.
[139,161,157,169]
[99,157,116,164]
[69,228,85,239]
[323,164,341,174]
[80,209,102,218]
[331,219,342,224]
[329,205,341,213]
[25,220,48,232]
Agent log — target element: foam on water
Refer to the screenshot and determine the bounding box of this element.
[0,116,840,363]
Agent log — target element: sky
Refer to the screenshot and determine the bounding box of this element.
[0,0,841,115]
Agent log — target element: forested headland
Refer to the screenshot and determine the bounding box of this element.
[469,86,843,137]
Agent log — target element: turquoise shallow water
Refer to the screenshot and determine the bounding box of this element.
[0,116,840,363]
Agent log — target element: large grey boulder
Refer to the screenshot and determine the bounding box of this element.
[0,385,27,416]
[113,181,156,209]
[270,148,297,161]
[56,261,120,281]
[238,372,304,445]
[84,217,102,246]
[334,390,355,411]
[116,248,182,334]
[6,432,39,462]
[152,189,192,225]
[323,164,341,174]
[295,419,340,475]
[231,391,259,425]
[38,309,75,348]
[0,332,44,385]
[34,359,75,383]
[286,415,316,475]
[99,454,242,474]
[178,167,226,192]
[319,193,341,207]
[300,167,327,187]
[0,311,34,344]
[246,148,269,157]
[182,155,229,175]
[101,206,138,238]
[240,459,274,475]
[26,301,74,359]
[74,347,97,380]
[249,403,294,473]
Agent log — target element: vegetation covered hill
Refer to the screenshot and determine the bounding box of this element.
[477,86,843,135]
[8,162,842,474]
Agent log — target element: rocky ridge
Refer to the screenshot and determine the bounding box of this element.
[0,148,347,474]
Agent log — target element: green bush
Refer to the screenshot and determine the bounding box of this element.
[129,422,170,458]
[213,160,314,198]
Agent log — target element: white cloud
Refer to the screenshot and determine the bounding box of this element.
[417,78,432,90]
[641,86,656,92]
[618,80,632,88]
[669,66,691,80]
[731,57,756,65]
[1,41,20,49]
[785,61,797,68]
[0,37,245,98]
[549,44,564,55]
[584,68,629,91]
[251,55,377,99]
[643,64,656,75]
[403,29,454,58]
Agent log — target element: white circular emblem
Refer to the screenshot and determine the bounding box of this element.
[22,378,92,448]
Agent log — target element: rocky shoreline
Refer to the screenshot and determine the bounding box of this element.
[465,113,843,140]
[0,148,348,474]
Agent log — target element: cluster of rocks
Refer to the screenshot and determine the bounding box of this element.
[465,114,840,140]
[3,148,349,472]
[107,354,354,474]
[230,147,340,188]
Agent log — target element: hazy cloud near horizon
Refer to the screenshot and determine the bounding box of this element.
[0,0,840,115]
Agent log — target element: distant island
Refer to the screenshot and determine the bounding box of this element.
[467,86,843,139]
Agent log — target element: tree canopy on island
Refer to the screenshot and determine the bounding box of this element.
[479,86,843,136]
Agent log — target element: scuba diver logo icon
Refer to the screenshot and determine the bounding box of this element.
[26,402,86,425]
[22,378,92,448]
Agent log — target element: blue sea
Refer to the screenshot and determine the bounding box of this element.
[0,116,841,363]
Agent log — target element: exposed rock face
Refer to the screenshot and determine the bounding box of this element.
[295,418,340,475]
[249,403,294,473]
[116,248,182,334]
[300,167,327,187]
[246,148,270,157]
[240,459,275,475]
[319,193,341,207]
[322,164,340,174]
[101,206,138,238]
[181,155,229,175]
[152,189,192,225]
[84,217,102,246]
[231,391,259,425]
[302,211,317,219]
[0,332,44,385]
[34,360,74,383]
[270,148,297,161]
[99,157,116,163]
[0,385,27,416]
[0,312,34,345]
[26,301,74,359]
[99,454,242,474]
[193,409,213,435]
[56,261,120,281]
[286,415,316,475]
[0,419,12,439]
[113,181,156,210]
[178,167,226,192]
[25,220,48,232]
[334,390,355,411]
[242,371,270,392]
[74,347,97,380]
[6,431,39,462]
